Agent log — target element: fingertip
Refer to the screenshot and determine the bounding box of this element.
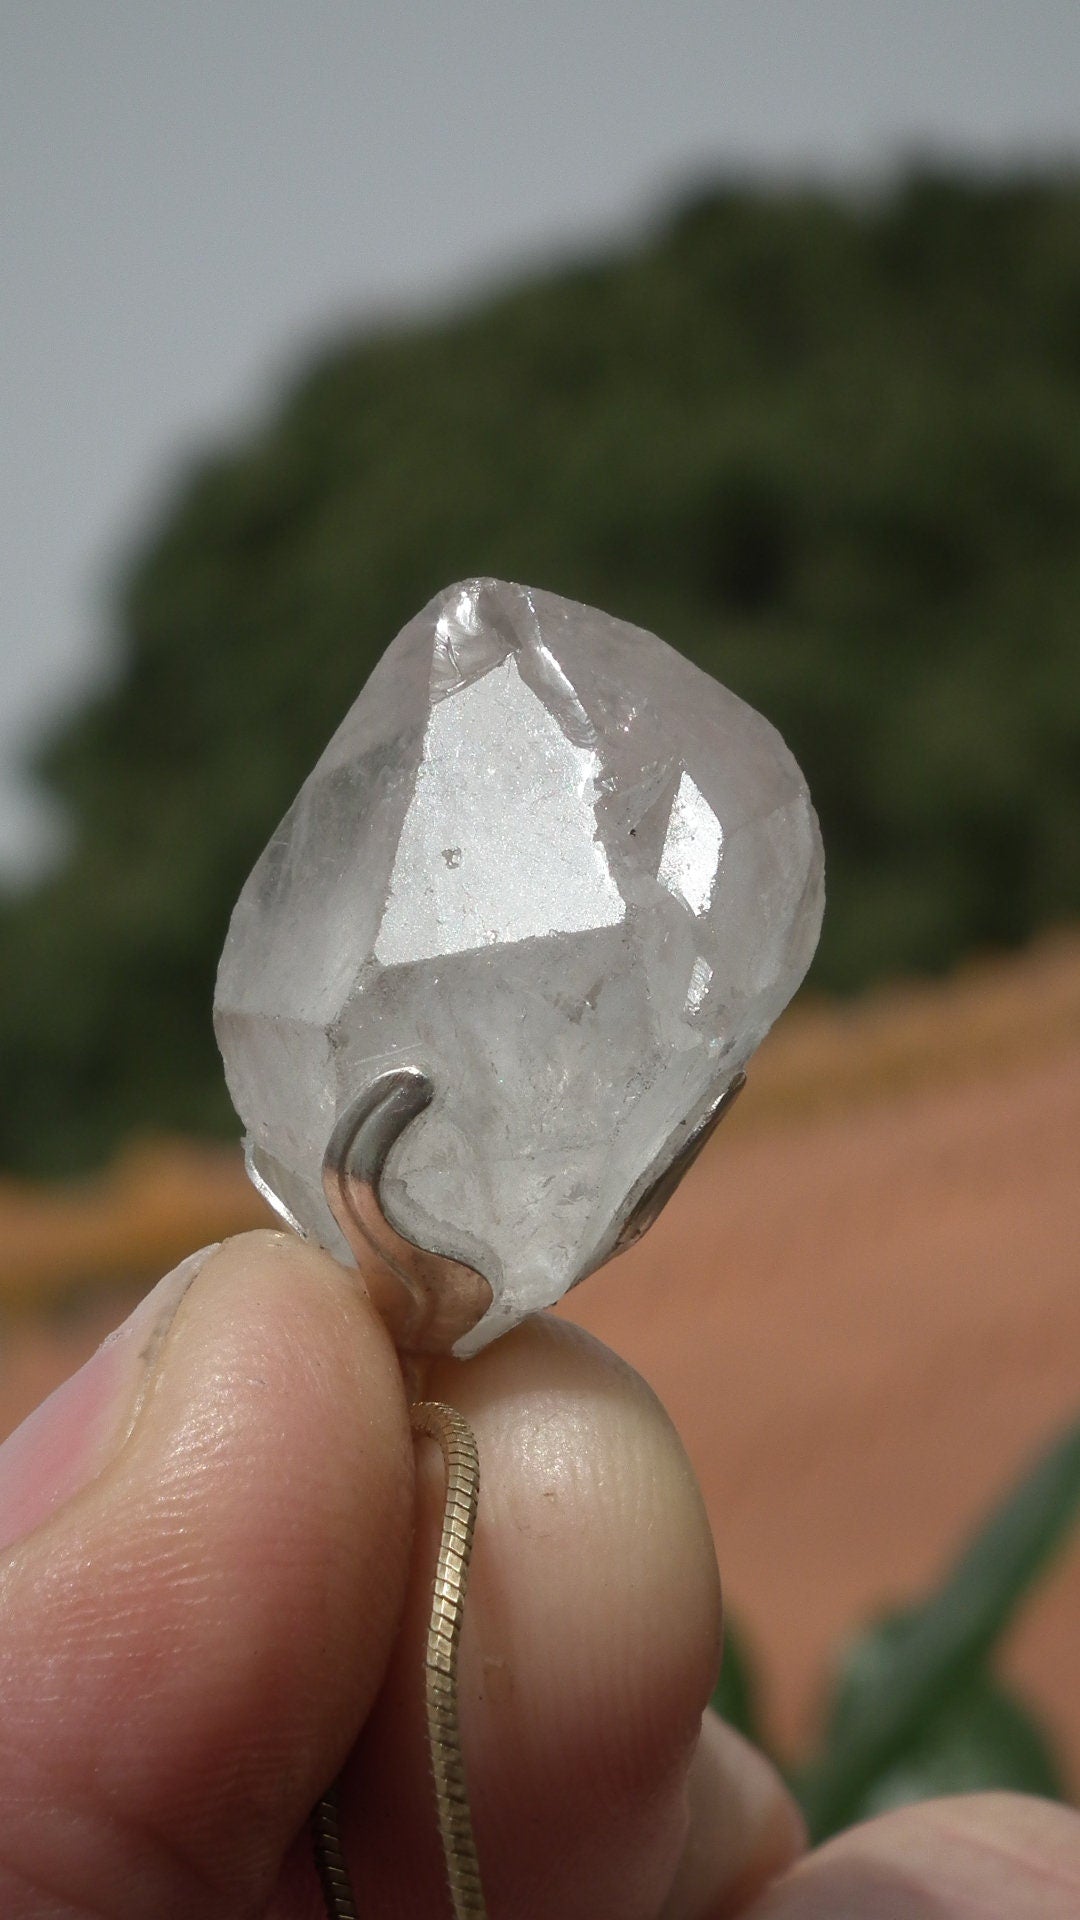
[442,1314,723,1800]
[660,1713,806,1919]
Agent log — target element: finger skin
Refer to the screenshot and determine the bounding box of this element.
[0,1231,414,1920]
[344,1314,726,1919]
[741,1792,1080,1920]
[660,1713,806,1920]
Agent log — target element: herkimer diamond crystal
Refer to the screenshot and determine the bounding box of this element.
[215,579,824,1353]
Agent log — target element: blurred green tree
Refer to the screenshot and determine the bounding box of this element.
[2,171,1079,1170]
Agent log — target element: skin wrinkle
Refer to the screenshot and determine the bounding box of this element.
[0,1866,117,1920]
[743,1799,1080,1920]
[0,1610,284,1913]
[0,1745,218,1920]
[921,1800,1080,1900]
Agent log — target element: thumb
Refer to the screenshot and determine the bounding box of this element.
[0,1230,414,1919]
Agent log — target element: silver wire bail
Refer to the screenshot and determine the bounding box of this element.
[321,1067,494,1354]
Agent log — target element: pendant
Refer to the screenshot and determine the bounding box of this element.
[213,578,824,1914]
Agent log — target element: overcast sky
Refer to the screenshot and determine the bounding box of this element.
[4,2,1080,876]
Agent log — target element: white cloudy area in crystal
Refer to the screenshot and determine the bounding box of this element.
[215,579,824,1354]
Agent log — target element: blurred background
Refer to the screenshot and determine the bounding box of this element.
[2,1,1079,1829]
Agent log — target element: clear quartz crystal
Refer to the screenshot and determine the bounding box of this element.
[215,579,824,1353]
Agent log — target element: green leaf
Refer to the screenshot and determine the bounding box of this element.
[797,1413,1080,1840]
[852,1670,1066,1820]
[711,1615,766,1748]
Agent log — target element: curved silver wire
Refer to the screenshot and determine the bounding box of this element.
[603,1069,746,1264]
[321,1068,494,1354]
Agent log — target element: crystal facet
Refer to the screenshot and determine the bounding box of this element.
[214,579,824,1353]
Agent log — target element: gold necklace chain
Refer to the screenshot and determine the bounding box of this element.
[312,1398,486,1918]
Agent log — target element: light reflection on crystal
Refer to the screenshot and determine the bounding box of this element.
[657,771,724,916]
[375,653,624,968]
[685,955,714,1013]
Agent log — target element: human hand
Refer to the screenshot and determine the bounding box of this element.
[0,1231,1076,1917]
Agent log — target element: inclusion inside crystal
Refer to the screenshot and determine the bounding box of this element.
[215,578,824,1354]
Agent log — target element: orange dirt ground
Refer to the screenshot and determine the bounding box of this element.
[1,932,1078,1779]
